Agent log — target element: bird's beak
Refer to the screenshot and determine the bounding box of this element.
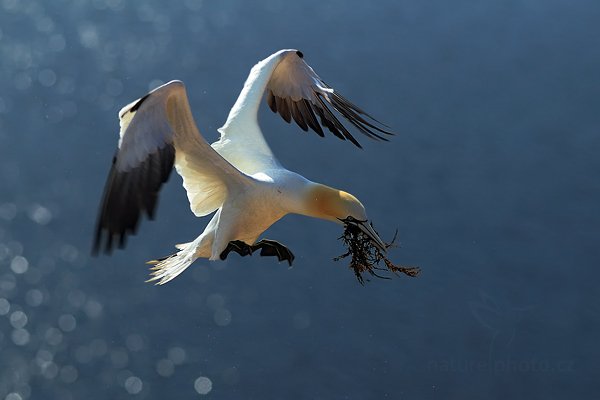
[357,221,388,253]
[342,217,387,253]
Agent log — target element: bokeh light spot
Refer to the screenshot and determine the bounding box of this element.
[167,347,186,365]
[0,298,10,315]
[155,359,174,377]
[214,308,232,327]
[25,289,44,307]
[9,310,28,328]
[58,314,77,332]
[194,376,212,395]
[60,365,79,383]
[125,334,144,352]
[124,376,143,394]
[10,256,28,274]
[11,328,30,346]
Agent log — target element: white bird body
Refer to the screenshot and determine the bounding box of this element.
[191,169,310,260]
[94,49,393,284]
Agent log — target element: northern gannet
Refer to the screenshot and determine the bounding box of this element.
[93,49,417,284]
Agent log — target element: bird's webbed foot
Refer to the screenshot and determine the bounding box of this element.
[219,240,253,260]
[251,239,295,266]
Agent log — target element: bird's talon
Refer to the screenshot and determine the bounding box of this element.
[220,240,254,260]
[253,239,294,266]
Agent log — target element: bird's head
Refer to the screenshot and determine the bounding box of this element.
[304,183,420,283]
[306,184,387,252]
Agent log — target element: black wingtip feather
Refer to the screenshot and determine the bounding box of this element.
[267,90,277,113]
[92,144,175,256]
[275,95,291,123]
[267,86,392,148]
[290,101,309,131]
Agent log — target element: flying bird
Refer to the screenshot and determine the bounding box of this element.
[93,49,415,284]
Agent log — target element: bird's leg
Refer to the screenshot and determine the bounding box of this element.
[251,239,295,266]
[219,240,254,260]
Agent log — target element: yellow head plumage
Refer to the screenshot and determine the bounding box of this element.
[305,184,367,223]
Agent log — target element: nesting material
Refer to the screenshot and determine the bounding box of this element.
[335,221,420,284]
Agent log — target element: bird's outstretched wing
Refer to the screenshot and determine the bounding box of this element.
[265,51,393,147]
[214,49,393,175]
[93,80,247,254]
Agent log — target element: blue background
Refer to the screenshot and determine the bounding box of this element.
[0,0,598,398]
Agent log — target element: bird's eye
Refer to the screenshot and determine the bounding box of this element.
[296,50,304,58]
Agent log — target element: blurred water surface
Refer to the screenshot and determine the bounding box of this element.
[0,0,599,398]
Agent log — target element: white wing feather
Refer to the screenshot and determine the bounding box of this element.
[94,80,247,253]
[212,49,393,176]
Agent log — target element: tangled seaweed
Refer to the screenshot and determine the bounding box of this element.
[334,219,420,284]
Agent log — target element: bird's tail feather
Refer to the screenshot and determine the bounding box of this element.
[175,242,190,250]
[146,242,197,285]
